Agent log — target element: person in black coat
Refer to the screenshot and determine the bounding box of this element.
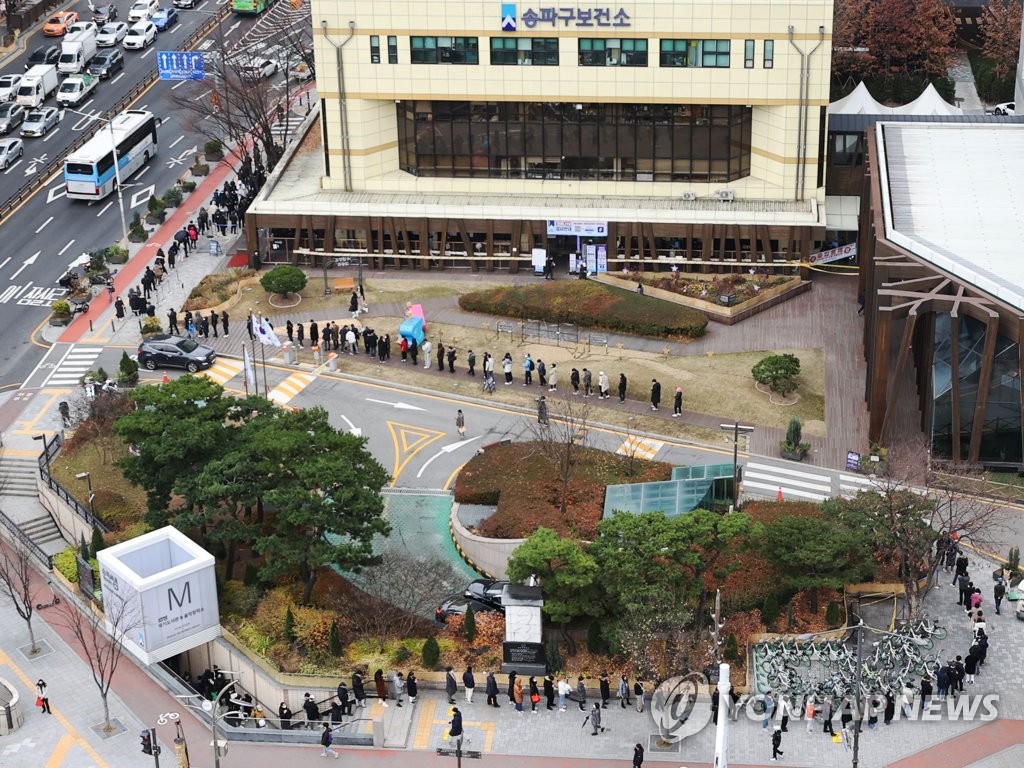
[437,343,446,371]
[507,671,517,704]
[883,693,895,725]
[352,670,366,709]
[407,672,418,704]
[278,702,293,730]
[337,681,351,716]
[650,379,661,410]
[599,673,610,708]
[543,675,555,710]
[462,666,476,704]
[303,693,321,729]
[445,667,457,704]
[448,707,463,747]
[485,671,500,707]
[618,373,628,403]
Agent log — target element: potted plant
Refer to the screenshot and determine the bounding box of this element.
[49,299,72,326]
[128,212,148,243]
[779,417,810,461]
[140,317,163,336]
[104,244,129,265]
[204,139,224,162]
[145,195,167,225]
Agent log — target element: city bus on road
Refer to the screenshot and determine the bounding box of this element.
[63,109,158,201]
[230,0,278,14]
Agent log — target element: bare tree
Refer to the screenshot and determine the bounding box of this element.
[58,589,138,731]
[0,541,40,654]
[527,395,593,516]
[355,552,464,648]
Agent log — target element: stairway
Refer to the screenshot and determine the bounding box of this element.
[0,455,41,497]
[0,452,66,557]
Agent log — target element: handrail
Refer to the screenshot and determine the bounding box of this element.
[0,507,53,570]
[37,434,109,533]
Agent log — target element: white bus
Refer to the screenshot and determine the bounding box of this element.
[63,109,158,200]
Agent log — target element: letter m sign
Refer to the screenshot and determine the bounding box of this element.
[167,581,192,611]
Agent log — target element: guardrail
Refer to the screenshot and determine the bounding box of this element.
[0,506,53,570]
[0,9,229,223]
[37,433,108,533]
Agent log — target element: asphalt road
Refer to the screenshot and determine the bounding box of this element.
[0,0,309,385]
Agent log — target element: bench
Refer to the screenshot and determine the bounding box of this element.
[333,277,356,293]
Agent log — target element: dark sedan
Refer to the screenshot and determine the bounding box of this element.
[436,594,504,623]
[464,578,509,608]
[137,335,216,373]
[26,45,60,70]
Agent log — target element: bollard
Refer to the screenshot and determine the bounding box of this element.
[328,353,337,372]
[89,319,93,332]
[111,320,115,333]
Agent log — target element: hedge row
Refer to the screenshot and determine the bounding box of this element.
[458,280,708,339]
[969,50,1016,104]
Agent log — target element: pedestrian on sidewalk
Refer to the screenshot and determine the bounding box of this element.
[599,673,610,707]
[409,338,418,366]
[467,349,476,376]
[221,311,229,336]
[407,672,418,705]
[188,223,199,249]
[548,363,558,391]
[761,691,775,729]
[176,227,189,256]
[506,671,518,705]
[455,410,466,439]
[617,675,632,707]
[437,343,446,372]
[571,367,580,395]
[278,702,293,729]
[557,675,570,711]
[576,676,587,711]
[422,339,432,369]
[920,676,933,710]
[650,378,661,410]
[463,666,475,703]
[310,320,320,348]
[320,721,339,759]
[303,693,321,728]
[349,292,359,319]
[537,395,549,425]
[209,311,219,338]
[936,664,951,700]
[634,680,645,713]
[393,671,405,707]
[502,352,513,384]
[598,370,609,399]
[200,316,210,339]
[447,707,463,749]
[544,674,555,710]
[957,573,971,605]
[114,297,125,320]
[537,359,547,387]
[584,702,604,734]
[770,725,784,761]
[524,353,534,385]
[297,322,305,348]
[618,373,627,403]
[805,696,816,732]
[229,209,238,234]
[995,578,1006,614]
[582,368,592,397]
[337,682,351,717]
[36,680,50,713]
[445,667,457,704]
[167,309,179,335]
[633,743,644,768]
[197,207,209,235]
[673,387,683,417]
[513,676,524,713]
[447,346,457,373]
[167,241,178,268]
[374,669,388,707]
[821,697,834,735]
[352,669,366,709]
[964,649,979,685]
[485,671,499,707]
[954,551,969,587]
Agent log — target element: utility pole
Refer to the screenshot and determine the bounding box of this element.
[851,621,866,768]
[713,663,731,768]
[720,421,754,507]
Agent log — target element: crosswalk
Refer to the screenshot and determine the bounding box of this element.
[742,460,879,502]
[200,358,243,386]
[616,436,664,461]
[267,371,315,406]
[42,346,103,388]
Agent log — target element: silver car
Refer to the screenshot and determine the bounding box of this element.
[0,138,23,169]
[21,107,60,138]
[0,102,25,134]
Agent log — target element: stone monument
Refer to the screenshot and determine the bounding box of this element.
[500,584,546,676]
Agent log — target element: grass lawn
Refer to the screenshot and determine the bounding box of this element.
[50,436,148,532]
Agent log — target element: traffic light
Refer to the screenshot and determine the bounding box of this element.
[140,729,153,755]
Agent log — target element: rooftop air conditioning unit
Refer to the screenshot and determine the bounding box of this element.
[681,192,697,201]
[717,189,735,202]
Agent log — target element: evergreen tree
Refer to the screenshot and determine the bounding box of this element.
[422,636,441,668]
[284,605,296,643]
[464,605,477,643]
[328,620,342,656]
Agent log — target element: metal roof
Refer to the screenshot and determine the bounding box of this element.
[830,112,1023,133]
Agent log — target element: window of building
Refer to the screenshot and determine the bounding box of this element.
[764,39,774,68]
[410,36,480,64]
[388,35,398,64]
[370,35,380,64]
[578,38,648,66]
[831,133,864,166]
[744,39,754,68]
[659,39,730,68]
[490,37,558,65]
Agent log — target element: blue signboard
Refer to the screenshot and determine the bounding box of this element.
[157,51,206,81]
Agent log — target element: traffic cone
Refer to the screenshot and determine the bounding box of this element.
[777,487,784,502]
[162,373,169,384]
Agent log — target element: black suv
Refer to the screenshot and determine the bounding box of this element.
[137,335,216,373]
[92,3,118,22]
[25,45,60,70]
[435,594,504,624]
[89,49,124,79]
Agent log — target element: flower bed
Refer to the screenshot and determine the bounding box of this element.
[638,271,795,307]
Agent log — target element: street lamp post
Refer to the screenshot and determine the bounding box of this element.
[75,471,96,521]
[176,673,242,768]
[32,433,51,473]
[64,108,128,242]
[719,421,754,508]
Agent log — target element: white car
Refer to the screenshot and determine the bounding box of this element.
[993,102,1016,116]
[0,74,22,102]
[123,21,156,50]
[20,106,61,138]
[235,57,278,80]
[0,137,24,169]
[127,0,159,22]
[96,22,129,47]
[67,21,99,36]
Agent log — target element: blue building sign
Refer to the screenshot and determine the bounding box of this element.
[157,51,206,81]
[510,6,632,29]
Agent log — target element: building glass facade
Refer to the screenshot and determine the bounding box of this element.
[397,100,752,181]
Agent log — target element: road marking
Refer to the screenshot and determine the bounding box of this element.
[0,257,8,270]
[97,201,113,217]
[35,217,53,233]
[366,397,425,411]
[339,414,361,436]
[42,128,61,143]
[169,135,184,148]
[57,239,76,256]
[616,435,664,460]
[8,251,39,281]
[199,358,243,386]
[171,79,187,90]
[193,89,211,102]
[267,371,315,405]
[136,165,150,177]
[3,158,22,174]
[46,185,66,203]
[43,345,104,387]
[141,48,155,59]
[128,184,155,208]
[111,72,125,85]
[81,98,94,110]
[417,436,482,478]
[386,421,446,486]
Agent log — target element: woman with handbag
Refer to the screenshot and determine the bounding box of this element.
[529,677,541,713]
[36,679,50,714]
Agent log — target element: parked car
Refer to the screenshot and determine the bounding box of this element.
[993,102,1016,116]
[20,106,61,138]
[0,103,26,134]
[435,594,504,623]
[89,48,124,79]
[151,7,178,30]
[0,137,23,169]
[464,578,509,607]
[97,22,129,47]
[25,45,60,70]
[235,56,278,80]
[123,21,157,50]
[0,74,22,102]
[137,335,217,372]
[128,0,159,21]
[43,11,79,36]
[92,3,119,23]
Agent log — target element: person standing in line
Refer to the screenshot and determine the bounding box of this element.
[393,671,405,707]
[400,336,409,362]
[523,353,534,385]
[770,725,784,761]
[882,692,895,725]
[437,342,446,372]
[953,551,969,587]
[303,692,321,728]
[634,680,645,712]
[618,675,631,707]
[673,386,683,417]
[407,671,418,705]
[506,671,517,705]
[557,675,570,711]
[536,395,549,425]
[633,743,644,768]
[209,310,219,339]
[761,691,775,730]
[445,666,458,704]
[422,338,432,369]
[582,368,592,397]
[513,676,524,714]
[598,371,610,399]
[585,702,604,735]
[944,543,958,574]
[296,322,305,348]
[920,676,933,711]
[650,378,661,410]
[286,320,294,343]
[778,694,791,731]
[483,352,493,381]
[599,673,610,708]
[278,701,293,729]
[463,666,475,704]
[543,674,555,710]
[964,648,979,685]
[956,572,971,606]
[337,682,351,717]
[467,349,476,376]
[409,337,419,366]
[374,669,388,707]
[329,697,342,724]
[576,676,587,712]
[115,297,125,320]
[310,320,320,348]
[447,345,457,373]
[570,367,581,395]
[36,679,50,713]
[548,363,558,392]
[994,578,1006,615]
[167,309,179,335]
[711,686,720,725]
[485,671,499,707]
[221,311,229,336]
[345,327,357,355]
[804,696,816,733]
[936,664,950,701]
[502,353,514,384]
[537,359,547,387]
[618,373,628,403]
[456,410,466,440]
[320,721,339,759]
[820,696,834,735]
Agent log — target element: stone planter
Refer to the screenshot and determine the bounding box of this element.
[780,448,807,462]
[48,314,71,327]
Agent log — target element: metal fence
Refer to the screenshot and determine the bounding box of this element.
[37,433,108,533]
[0,507,53,570]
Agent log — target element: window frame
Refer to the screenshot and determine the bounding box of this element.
[387,35,398,64]
[579,37,648,67]
[764,39,774,69]
[370,35,380,64]
[744,39,754,69]
[490,37,558,66]
[410,36,480,65]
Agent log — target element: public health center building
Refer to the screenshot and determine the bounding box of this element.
[246,0,836,273]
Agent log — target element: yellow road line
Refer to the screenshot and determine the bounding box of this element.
[387,422,446,486]
[10,391,68,433]
[412,698,436,749]
[45,733,77,768]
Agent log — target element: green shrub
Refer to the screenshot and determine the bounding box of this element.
[328,620,342,656]
[204,139,224,160]
[162,187,183,208]
[969,50,1016,104]
[421,636,441,668]
[104,244,129,264]
[90,525,105,558]
[112,521,150,543]
[129,211,147,241]
[51,299,71,317]
[752,353,801,395]
[181,180,197,192]
[825,600,842,629]
[243,562,259,586]
[284,605,296,642]
[464,605,477,643]
[762,593,780,625]
[547,636,562,673]
[54,548,79,583]
[586,619,604,654]
[458,281,708,339]
[118,351,139,386]
[221,582,264,618]
[260,265,308,297]
[87,249,106,274]
[141,317,163,336]
[191,162,210,177]
[147,195,166,214]
[724,633,740,663]
[95,367,108,383]
[393,645,413,664]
